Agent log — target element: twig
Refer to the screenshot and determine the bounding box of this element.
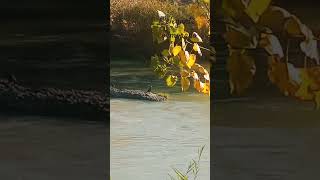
[185,39,215,54]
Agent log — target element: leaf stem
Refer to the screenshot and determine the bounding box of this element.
[185,39,215,54]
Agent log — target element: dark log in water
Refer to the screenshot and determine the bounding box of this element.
[110,87,167,101]
[0,79,108,121]
[0,79,166,120]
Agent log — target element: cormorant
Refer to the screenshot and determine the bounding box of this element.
[146,85,152,93]
[6,73,17,83]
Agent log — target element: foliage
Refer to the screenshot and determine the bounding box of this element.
[150,0,211,95]
[218,0,320,108]
[111,0,197,33]
[168,145,205,180]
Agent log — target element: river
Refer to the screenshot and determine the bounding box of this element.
[110,59,210,180]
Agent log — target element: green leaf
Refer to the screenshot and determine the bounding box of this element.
[170,35,176,43]
[177,24,185,35]
[162,49,170,57]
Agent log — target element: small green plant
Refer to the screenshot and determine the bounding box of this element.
[168,145,205,180]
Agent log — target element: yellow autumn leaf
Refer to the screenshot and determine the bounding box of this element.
[187,54,196,68]
[203,71,210,81]
[191,71,199,80]
[202,82,210,95]
[172,46,182,56]
[179,50,190,65]
[191,63,210,81]
[193,79,209,95]
[166,75,178,87]
[193,43,202,56]
[244,0,271,23]
[194,79,204,92]
[294,70,314,100]
[181,77,190,91]
[190,32,203,43]
[192,63,205,73]
[267,56,299,96]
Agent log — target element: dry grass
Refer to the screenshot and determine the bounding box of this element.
[110,0,193,33]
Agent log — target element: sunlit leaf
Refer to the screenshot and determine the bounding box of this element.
[194,79,203,92]
[191,63,210,81]
[172,46,182,56]
[179,50,190,66]
[244,0,271,23]
[166,75,178,87]
[193,43,202,56]
[177,24,185,35]
[202,82,210,95]
[187,54,196,68]
[190,32,203,43]
[191,71,199,80]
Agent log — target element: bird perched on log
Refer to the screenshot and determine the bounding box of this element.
[146,85,152,93]
[5,73,17,83]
